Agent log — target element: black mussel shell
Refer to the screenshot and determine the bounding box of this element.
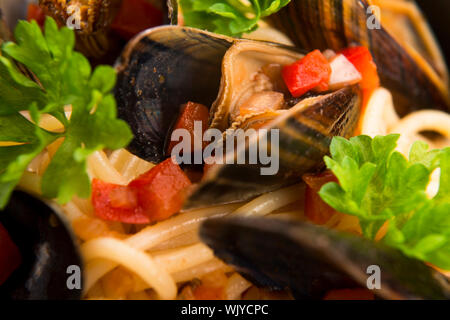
[0,191,83,300]
[114,26,233,163]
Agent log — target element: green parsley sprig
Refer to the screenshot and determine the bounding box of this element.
[179,0,290,37]
[319,134,450,269]
[0,17,133,208]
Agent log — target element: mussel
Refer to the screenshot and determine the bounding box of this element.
[0,191,83,300]
[39,0,123,58]
[185,85,360,209]
[268,0,450,114]
[115,26,234,163]
[39,0,171,59]
[114,26,361,209]
[200,217,450,300]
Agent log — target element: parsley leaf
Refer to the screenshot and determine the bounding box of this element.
[179,0,290,37]
[0,111,59,207]
[319,135,450,269]
[0,17,132,207]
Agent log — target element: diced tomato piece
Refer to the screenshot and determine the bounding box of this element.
[324,288,375,300]
[340,46,380,134]
[167,102,210,156]
[92,179,150,224]
[193,286,225,300]
[315,81,330,92]
[92,158,192,224]
[193,270,227,300]
[282,50,331,98]
[0,223,22,285]
[340,46,380,94]
[27,3,46,27]
[111,0,163,40]
[130,158,192,221]
[303,171,339,225]
[109,186,138,210]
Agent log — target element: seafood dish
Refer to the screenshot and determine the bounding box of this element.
[0,0,449,300]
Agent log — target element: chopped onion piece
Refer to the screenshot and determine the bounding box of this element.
[328,54,362,90]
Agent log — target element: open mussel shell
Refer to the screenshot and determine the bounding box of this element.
[38,0,173,59]
[200,217,450,300]
[184,86,360,209]
[115,26,234,163]
[114,26,360,208]
[39,0,124,59]
[268,0,450,115]
[115,26,296,163]
[0,191,83,300]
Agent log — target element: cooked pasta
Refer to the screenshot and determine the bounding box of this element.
[2,0,450,302]
[12,65,448,302]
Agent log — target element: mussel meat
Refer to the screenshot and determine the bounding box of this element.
[200,217,450,300]
[0,191,83,300]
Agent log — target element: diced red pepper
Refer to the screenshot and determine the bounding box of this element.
[340,46,380,94]
[167,102,210,156]
[129,158,192,222]
[282,50,331,98]
[0,223,22,285]
[111,0,163,40]
[108,185,139,210]
[340,46,380,134]
[303,171,339,225]
[92,158,192,224]
[193,270,227,300]
[92,179,150,224]
[27,3,46,27]
[324,288,375,300]
[193,286,225,300]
